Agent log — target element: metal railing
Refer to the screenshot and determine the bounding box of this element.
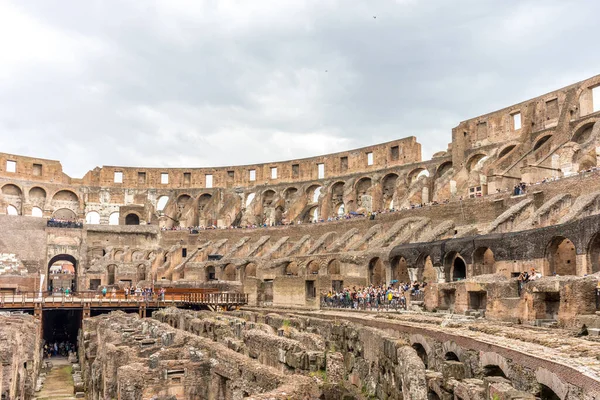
[181,292,248,306]
[0,291,247,308]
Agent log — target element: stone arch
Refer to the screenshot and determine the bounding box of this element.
[444,251,467,281]
[433,161,453,180]
[108,212,119,225]
[535,368,568,400]
[283,187,298,199]
[29,186,46,199]
[86,211,100,224]
[442,341,465,363]
[587,232,600,274]
[411,342,429,369]
[409,335,433,367]
[355,177,373,212]
[51,189,79,203]
[156,196,169,211]
[465,153,488,172]
[381,173,399,209]
[223,264,237,281]
[132,250,145,261]
[53,208,77,220]
[306,260,320,275]
[327,259,341,275]
[285,261,299,276]
[390,255,410,283]
[472,247,495,276]
[479,352,510,380]
[136,264,146,282]
[306,185,322,204]
[125,213,140,225]
[48,254,78,291]
[262,189,276,205]
[533,134,552,151]
[304,205,319,223]
[546,236,577,276]
[113,250,124,261]
[369,257,385,286]
[407,167,427,185]
[245,263,257,278]
[6,204,18,215]
[330,181,345,211]
[497,144,517,159]
[571,121,596,145]
[1,183,22,196]
[31,206,43,217]
[198,193,213,212]
[176,194,192,213]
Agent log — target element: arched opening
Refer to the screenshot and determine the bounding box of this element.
[327,259,340,275]
[307,260,320,275]
[285,262,299,276]
[53,208,76,220]
[381,173,399,209]
[108,212,119,225]
[445,252,467,281]
[6,205,18,215]
[572,122,595,144]
[453,257,467,281]
[156,196,169,211]
[465,153,488,172]
[31,206,43,217]
[206,266,216,281]
[245,263,257,278]
[330,181,345,207]
[245,193,256,207]
[472,247,495,276]
[391,256,410,284]
[2,183,22,196]
[107,264,116,285]
[538,384,561,400]
[284,187,298,200]
[434,162,453,179]
[444,352,460,361]
[533,135,552,151]
[411,343,428,369]
[369,257,385,286]
[482,365,507,378]
[47,254,77,292]
[407,168,427,184]
[29,186,46,199]
[85,211,100,224]
[498,145,516,159]
[125,213,140,225]
[337,203,345,216]
[136,264,146,283]
[588,233,600,274]
[223,264,237,281]
[306,185,322,204]
[547,236,577,276]
[303,206,319,223]
[262,190,276,206]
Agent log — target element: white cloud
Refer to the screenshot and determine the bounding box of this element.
[0,0,599,177]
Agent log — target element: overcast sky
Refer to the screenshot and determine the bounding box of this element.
[1,0,599,178]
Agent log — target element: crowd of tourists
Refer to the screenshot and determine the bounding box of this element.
[321,281,428,311]
[43,341,75,358]
[99,286,166,301]
[47,217,83,228]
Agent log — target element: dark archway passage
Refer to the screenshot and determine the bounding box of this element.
[547,236,577,276]
[369,257,385,286]
[125,213,140,225]
[453,257,467,281]
[538,384,561,400]
[43,309,82,353]
[412,343,428,369]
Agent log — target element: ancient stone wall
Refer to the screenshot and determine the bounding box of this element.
[0,313,42,400]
